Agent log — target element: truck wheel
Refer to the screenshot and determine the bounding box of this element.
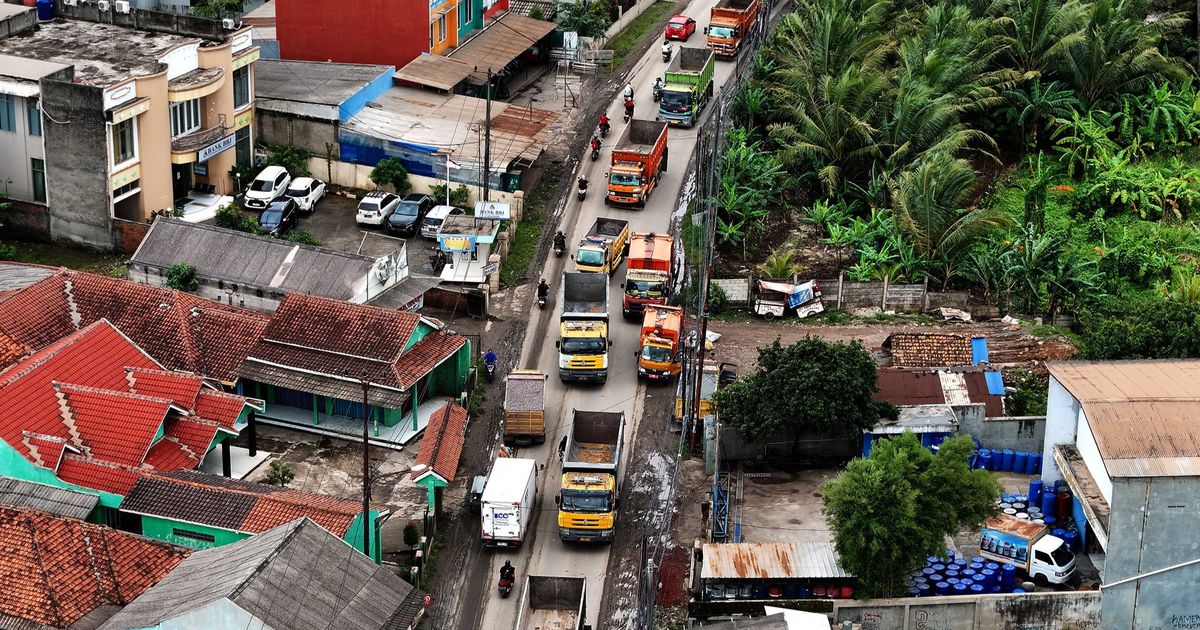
[763,311,776,321]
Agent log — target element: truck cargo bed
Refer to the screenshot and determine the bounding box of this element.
[669,47,713,73]
[588,217,629,239]
[615,120,670,153]
[714,0,755,9]
[570,441,617,464]
[561,273,608,316]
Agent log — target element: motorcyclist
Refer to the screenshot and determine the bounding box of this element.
[500,560,515,582]
[537,279,550,299]
[623,82,634,100]
[624,97,635,119]
[484,349,498,366]
[590,135,601,152]
[661,40,672,57]
[653,77,664,96]
[578,176,589,191]
[554,230,567,250]
[599,113,610,134]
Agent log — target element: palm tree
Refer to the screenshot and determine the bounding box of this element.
[1061,0,1188,108]
[765,0,892,83]
[769,67,888,199]
[995,0,1087,80]
[890,153,1013,285]
[1003,78,1080,148]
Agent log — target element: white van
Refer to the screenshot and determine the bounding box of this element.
[420,205,465,239]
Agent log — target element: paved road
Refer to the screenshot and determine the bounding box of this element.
[460,5,742,628]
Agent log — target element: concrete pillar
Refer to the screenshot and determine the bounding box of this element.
[247,410,257,457]
[488,254,501,293]
[496,230,510,261]
[221,440,232,477]
[512,190,524,221]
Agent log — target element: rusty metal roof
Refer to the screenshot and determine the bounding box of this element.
[700,543,851,580]
[1048,360,1200,477]
[885,333,973,367]
[873,369,946,406]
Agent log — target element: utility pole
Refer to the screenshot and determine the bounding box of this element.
[483,67,493,202]
[360,370,372,558]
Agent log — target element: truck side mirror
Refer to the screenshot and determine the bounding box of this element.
[570,255,575,261]
[619,282,625,288]
[554,495,560,506]
[555,341,561,349]
[609,339,614,347]
[703,26,709,34]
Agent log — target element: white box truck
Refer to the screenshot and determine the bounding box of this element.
[980,514,1076,584]
[481,457,538,548]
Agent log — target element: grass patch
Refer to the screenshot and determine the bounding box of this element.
[501,166,566,286]
[420,534,445,587]
[1029,324,1072,339]
[1,241,127,277]
[609,1,678,68]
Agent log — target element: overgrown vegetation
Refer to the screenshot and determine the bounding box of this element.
[718,0,1200,357]
[214,204,323,246]
[607,0,677,67]
[429,183,473,208]
[164,263,199,292]
[265,146,312,177]
[501,166,563,285]
[823,434,1001,598]
[558,0,613,38]
[264,459,295,486]
[190,0,243,18]
[370,157,412,195]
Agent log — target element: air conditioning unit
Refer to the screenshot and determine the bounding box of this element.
[221,18,237,29]
[63,0,77,6]
[97,0,110,11]
[114,0,130,12]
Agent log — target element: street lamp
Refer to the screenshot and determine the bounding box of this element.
[440,151,461,206]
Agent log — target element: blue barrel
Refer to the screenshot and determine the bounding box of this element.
[1064,530,1079,551]
[947,577,960,586]
[1012,588,1026,594]
[985,562,1000,573]
[918,582,932,597]
[1055,479,1069,492]
[932,563,946,572]
[1027,452,1042,475]
[1000,564,1017,590]
[36,0,54,21]
[1041,490,1057,517]
[908,586,921,597]
[970,583,985,594]
[952,583,969,596]
[935,581,951,596]
[944,570,960,579]
[980,568,996,588]
[926,555,941,565]
[798,586,812,598]
[954,558,967,568]
[971,556,984,565]
[1014,451,1029,474]
[1052,528,1067,542]
[1001,449,1015,471]
[922,567,936,577]
[1028,478,1043,505]
[929,574,944,584]
[976,448,991,470]
[754,586,769,598]
[961,569,976,580]
[970,562,984,572]
[1044,516,1057,528]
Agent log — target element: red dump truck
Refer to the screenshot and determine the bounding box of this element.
[706,0,761,57]
[622,232,674,317]
[638,305,683,381]
[606,119,669,208]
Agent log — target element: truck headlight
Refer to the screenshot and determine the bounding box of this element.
[638,367,647,374]
[560,528,572,537]
[601,529,614,538]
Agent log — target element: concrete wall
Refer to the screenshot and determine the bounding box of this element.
[0,4,37,39]
[276,0,428,69]
[131,70,175,221]
[0,93,46,204]
[1102,476,1200,629]
[1041,376,1081,485]
[54,2,229,42]
[958,409,1046,454]
[41,79,112,249]
[258,111,339,158]
[306,156,521,207]
[833,591,1101,630]
[713,425,860,465]
[709,276,968,313]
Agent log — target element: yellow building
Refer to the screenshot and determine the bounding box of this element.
[0,5,258,249]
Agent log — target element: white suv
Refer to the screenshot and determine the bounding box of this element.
[244,165,291,210]
[355,191,401,226]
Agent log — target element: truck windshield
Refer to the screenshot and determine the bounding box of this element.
[561,338,607,354]
[577,249,604,266]
[561,490,611,513]
[641,345,672,363]
[660,90,692,113]
[710,26,736,38]
[626,280,666,296]
[610,172,641,186]
[1050,545,1074,566]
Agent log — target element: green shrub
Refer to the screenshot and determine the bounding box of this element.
[403,522,421,547]
[1004,368,1049,416]
[557,0,611,37]
[264,459,295,486]
[266,146,311,177]
[707,281,728,314]
[214,204,260,233]
[1077,295,1200,359]
[164,263,199,292]
[0,243,17,261]
[370,158,411,195]
[283,230,321,246]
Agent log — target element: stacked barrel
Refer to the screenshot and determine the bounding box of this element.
[903,551,1024,597]
[972,447,1042,474]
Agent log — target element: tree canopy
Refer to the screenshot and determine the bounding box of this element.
[822,434,1000,597]
[713,337,888,448]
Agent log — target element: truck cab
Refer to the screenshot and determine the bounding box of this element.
[606,120,669,208]
[981,515,1077,584]
[575,217,630,275]
[559,273,611,383]
[1029,535,1077,584]
[706,0,761,57]
[638,305,683,381]
[623,232,674,317]
[557,472,618,542]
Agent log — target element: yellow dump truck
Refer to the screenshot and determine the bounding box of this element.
[503,370,547,445]
[557,410,625,542]
[557,272,611,384]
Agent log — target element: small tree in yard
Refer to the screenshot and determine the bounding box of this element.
[370,158,412,195]
[164,263,199,291]
[403,521,421,548]
[822,434,1000,598]
[713,337,889,454]
[264,459,295,487]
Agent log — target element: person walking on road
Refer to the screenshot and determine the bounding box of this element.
[558,435,568,462]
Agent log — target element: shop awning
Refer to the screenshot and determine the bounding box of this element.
[395,54,474,91]
[447,13,556,84]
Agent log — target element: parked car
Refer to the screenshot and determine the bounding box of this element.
[258,198,300,236]
[385,193,435,236]
[244,165,291,210]
[355,191,401,226]
[665,15,697,40]
[284,177,326,212]
[420,205,465,239]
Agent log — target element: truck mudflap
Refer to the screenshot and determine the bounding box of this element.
[559,368,608,383]
[559,527,615,543]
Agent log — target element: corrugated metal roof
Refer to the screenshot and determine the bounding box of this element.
[873,369,946,407]
[395,55,473,91]
[971,336,989,365]
[0,477,98,520]
[701,542,851,580]
[1049,360,1200,477]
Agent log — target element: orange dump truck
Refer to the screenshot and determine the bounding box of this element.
[638,305,683,381]
[706,0,761,58]
[622,232,674,318]
[606,120,669,208]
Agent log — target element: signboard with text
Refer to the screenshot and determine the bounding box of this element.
[198,133,237,163]
[474,201,511,220]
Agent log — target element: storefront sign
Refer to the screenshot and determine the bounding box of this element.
[198,133,237,162]
[193,163,208,176]
[439,235,476,252]
[474,201,510,220]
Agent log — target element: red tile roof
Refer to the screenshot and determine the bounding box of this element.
[56,455,144,496]
[0,330,28,370]
[0,269,270,382]
[126,471,370,537]
[0,505,188,628]
[56,384,172,467]
[0,321,253,495]
[397,331,467,389]
[125,367,205,408]
[264,293,420,363]
[415,403,467,482]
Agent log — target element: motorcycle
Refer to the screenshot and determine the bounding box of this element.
[428,249,448,274]
[590,147,600,161]
[484,359,496,383]
[577,178,588,201]
[599,121,610,138]
[499,564,516,598]
[553,232,566,257]
[653,82,663,103]
[498,575,514,598]
[537,292,548,309]
[623,99,635,122]
[662,42,672,62]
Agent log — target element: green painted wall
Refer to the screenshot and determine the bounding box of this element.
[455,0,482,39]
[0,440,121,511]
[140,515,247,550]
[404,321,436,350]
[343,508,386,562]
